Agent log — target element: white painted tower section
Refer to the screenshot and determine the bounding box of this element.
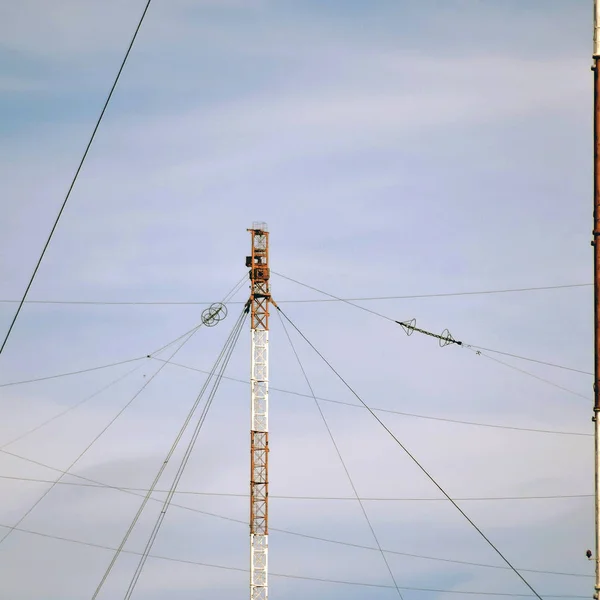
[250,328,268,600]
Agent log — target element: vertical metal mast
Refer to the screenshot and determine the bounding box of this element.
[246,223,270,600]
[593,2,600,598]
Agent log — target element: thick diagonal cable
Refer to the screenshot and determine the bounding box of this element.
[122,308,247,599]
[274,303,544,600]
[91,305,249,599]
[276,310,404,600]
[0,318,203,549]
[0,0,153,357]
[0,275,246,450]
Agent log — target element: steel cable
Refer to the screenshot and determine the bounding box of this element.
[90,306,248,599]
[275,303,545,600]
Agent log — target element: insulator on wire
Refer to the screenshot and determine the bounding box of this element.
[201,303,227,327]
[439,328,455,347]
[396,319,461,347]
[400,318,417,336]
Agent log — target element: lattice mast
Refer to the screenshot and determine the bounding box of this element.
[246,223,270,600]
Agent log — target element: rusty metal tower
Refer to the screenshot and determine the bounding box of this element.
[593,3,600,598]
[246,223,270,600]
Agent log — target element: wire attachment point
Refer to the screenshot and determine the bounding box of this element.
[202,303,228,327]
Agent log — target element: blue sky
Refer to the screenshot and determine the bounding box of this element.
[0,0,595,598]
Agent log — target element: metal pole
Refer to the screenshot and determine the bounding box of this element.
[247,223,270,600]
[593,2,600,598]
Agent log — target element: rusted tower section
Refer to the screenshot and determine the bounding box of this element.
[593,3,600,598]
[246,223,270,600]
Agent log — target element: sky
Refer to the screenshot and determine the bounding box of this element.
[0,0,595,598]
